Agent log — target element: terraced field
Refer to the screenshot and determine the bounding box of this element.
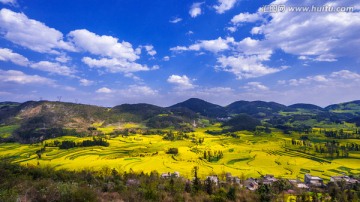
[0,127,359,180]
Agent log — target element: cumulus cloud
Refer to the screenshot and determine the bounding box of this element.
[82,57,152,73]
[244,82,269,91]
[0,0,16,6]
[171,37,235,53]
[143,45,157,56]
[279,70,360,87]
[55,54,71,63]
[163,56,170,61]
[236,0,360,61]
[231,12,262,24]
[0,48,29,66]
[169,17,182,23]
[96,87,112,93]
[217,55,285,79]
[79,79,94,86]
[0,69,53,84]
[68,29,156,74]
[68,29,138,61]
[189,2,203,18]
[171,36,284,79]
[214,0,237,14]
[95,85,158,97]
[167,75,195,89]
[30,61,75,76]
[0,9,75,54]
[122,85,158,96]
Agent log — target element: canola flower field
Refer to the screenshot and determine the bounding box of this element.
[0,125,359,180]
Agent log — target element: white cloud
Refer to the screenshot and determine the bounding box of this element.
[171,37,235,53]
[186,31,194,35]
[169,17,182,23]
[144,45,157,56]
[123,85,158,96]
[96,87,112,93]
[0,9,74,54]
[244,82,269,91]
[189,2,203,18]
[226,26,237,32]
[82,57,152,73]
[0,48,29,66]
[330,70,360,80]
[163,56,170,61]
[0,0,16,6]
[79,79,94,86]
[68,29,138,61]
[55,54,71,63]
[68,29,156,74]
[214,0,237,14]
[30,61,75,76]
[231,12,262,24]
[167,74,194,89]
[0,69,53,84]
[95,85,158,97]
[280,70,360,87]
[216,55,285,79]
[171,36,284,79]
[246,0,360,61]
[273,70,360,106]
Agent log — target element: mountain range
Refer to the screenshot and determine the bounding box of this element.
[1,98,360,143]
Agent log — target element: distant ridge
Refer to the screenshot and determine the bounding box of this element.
[288,103,324,111]
[169,98,227,118]
[1,98,360,143]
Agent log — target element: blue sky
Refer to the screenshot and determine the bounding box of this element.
[0,0,359,107]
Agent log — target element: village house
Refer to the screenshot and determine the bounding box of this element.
[289,179,309,190]
[206,175,219,186]
[244,178,259,191]
[161,171,180,179]
[304,174,323,187]
[262,174,277,185]
[225,172,241,185]
[330,175,358,187]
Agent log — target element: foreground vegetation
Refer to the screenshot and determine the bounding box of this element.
[1,161,359,202]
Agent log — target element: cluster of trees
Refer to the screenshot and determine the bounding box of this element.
[35,147,46,159]
[166,148,179,155]
[203,150,224,162]
[315,142,359,158]
[290,137,359,158]
[45,137,109,149]
[323,128,360,139]
[162,131,191,141]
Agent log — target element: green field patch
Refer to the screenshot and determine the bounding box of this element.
[0,125,19,138]
[338,166,352,172]
[328,169,346,174]
[227,158,251,165]
[124,158,141,161]
[311,169,324,172]
[301,168,310,173]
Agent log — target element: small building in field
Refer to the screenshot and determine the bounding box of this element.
[161,171,180,179]
[262,174,277,185]
[330,175,358,185]
[244,178,259,191]
[304,174,323,187]
[206,175,219,186]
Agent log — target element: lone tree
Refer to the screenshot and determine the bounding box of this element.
[192,166,201,193]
